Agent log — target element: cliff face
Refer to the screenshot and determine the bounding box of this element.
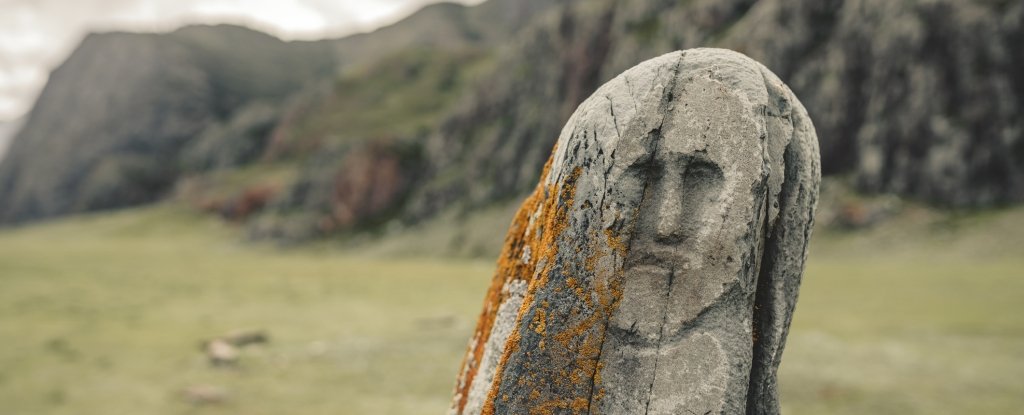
[0,26,336,224]
[0,32,214,223]
[729,0,1024,206]
[408,0,1024,219]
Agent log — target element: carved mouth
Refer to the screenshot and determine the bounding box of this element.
[625,248,694,273]
[624,263,672,277]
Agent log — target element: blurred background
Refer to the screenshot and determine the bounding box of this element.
[0,0,1022,414]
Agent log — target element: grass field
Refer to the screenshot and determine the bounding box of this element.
[0,205,1021,414]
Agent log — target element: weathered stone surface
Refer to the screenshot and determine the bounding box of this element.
[449,49,820,415]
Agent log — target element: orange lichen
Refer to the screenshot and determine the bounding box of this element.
[532,397,591,415]
[604,227,628,257]
[455,150,642,414]
[532,308,548,335]
[475,165,582,415]
[450,151,560,414]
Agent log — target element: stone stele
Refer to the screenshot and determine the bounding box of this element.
[448,48,821,415]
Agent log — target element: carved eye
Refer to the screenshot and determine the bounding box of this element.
[683,160,724,198]
[676,159,725,237]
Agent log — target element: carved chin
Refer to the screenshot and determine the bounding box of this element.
[609,264,675,344]
[645,333,729,415]
[595,329,730,415]
[612,259,735,343]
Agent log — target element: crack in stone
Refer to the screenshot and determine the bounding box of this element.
[607,95,623,140]
[637,51,686,415]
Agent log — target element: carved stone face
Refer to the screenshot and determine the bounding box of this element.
[611,69,766,342]
[616,151,729,344]
[601,54,773,414]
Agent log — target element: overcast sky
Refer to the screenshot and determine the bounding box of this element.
[0,0,484,123]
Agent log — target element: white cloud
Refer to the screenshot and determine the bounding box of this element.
[187,0,330,35]
[0,0,485,122]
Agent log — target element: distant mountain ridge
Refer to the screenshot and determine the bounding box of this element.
[1,0,1022,236]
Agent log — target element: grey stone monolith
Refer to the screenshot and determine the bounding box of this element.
[449,48,820,415]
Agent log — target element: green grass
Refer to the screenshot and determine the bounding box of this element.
[0,207,492,415]
[0,204,1022,414]
[780,205,1024,414]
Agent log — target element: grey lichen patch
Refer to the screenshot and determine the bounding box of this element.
[461,279,528,415]
[449,48,820,415]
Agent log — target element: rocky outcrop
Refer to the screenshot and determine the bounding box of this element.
[0,26,336,224]
[322,142,421,231]
[410,0,1024,219]
[0,32,214,223]
[729,0,1024,206]
[408,1,622,221]
[180,101,281,172]
[449,49,820,415]
[247,140,423,242]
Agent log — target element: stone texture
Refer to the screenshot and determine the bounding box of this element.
[449,49,820,415]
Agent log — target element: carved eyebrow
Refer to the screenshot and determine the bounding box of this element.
[655,151,718,169]
[621,153,723,187]
[686,156,720,171]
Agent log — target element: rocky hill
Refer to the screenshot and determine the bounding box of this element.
[1,0,1022,236]
[0,25,336,224]
[407,0,1024,221]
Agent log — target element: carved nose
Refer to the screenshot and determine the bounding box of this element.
[653,172,686,243]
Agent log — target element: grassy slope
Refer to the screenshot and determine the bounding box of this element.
[0,205,1021,414]
[269,48,492,158]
